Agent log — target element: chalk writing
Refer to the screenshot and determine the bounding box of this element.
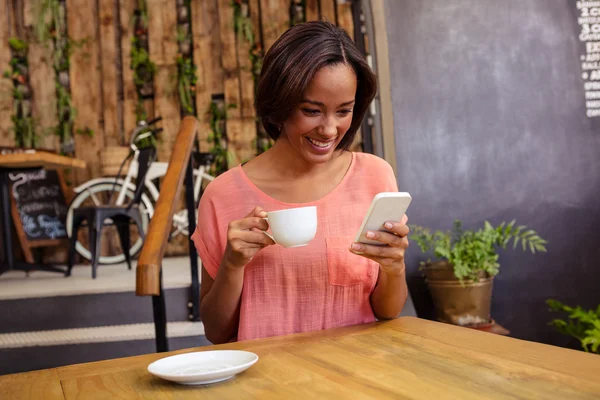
[8,170,68,241]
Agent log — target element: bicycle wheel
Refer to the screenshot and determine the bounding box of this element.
[66,181,153,265]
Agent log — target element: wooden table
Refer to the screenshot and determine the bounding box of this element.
[0,151,86,276]
[0,151,86,170]
[1,317,599,399]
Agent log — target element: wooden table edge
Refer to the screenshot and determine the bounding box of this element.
[0,152,87,170]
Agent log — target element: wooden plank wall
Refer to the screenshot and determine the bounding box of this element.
[147,0,181,162]
[321,0,337,24]
[0,0,360,256]
[23,0,59,151]
[306,0,319,21]
[217,0,243,165]
[1,0,357,170]
[191,0,223,153]
[0,0,16,147]
[337,0,354,40]
[119,0,138,143]
[66,0,104,183]
[99,0,122,147]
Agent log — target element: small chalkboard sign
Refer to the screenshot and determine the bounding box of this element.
[0,147,70,263]
[9,169,68,242]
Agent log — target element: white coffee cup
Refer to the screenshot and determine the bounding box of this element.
[264,206,317,248]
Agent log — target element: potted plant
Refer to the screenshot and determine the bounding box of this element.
[546,299,600,354]
[410,220,547,327]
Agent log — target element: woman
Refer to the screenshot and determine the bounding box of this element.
[192,21,409,344]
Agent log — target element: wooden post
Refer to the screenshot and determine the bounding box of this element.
[249,0,262,43]
[23,0,59,152]
[147,0,181,162]
[260,0,290,51]
[218,0,241,121]
[66,0,104,184]
[321,0,337,24]
[119,0,138,143]
[306,0,319,21]
[0,1,15,147]
[99,0,122,147]
[260,0,278,51]
[336,0,354,40]
[238,17,255,119]
[191,0,224,152]
[237,2,258,163]
[217,0,243,166]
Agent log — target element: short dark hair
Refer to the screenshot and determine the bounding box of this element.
[255,21,377,151]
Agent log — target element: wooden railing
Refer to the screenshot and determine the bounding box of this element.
[136,116,198,297]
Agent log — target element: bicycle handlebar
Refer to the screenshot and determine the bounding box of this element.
[129,118,163,149]
[146,116,162,126]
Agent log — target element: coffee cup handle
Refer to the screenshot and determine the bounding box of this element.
[262,217,276,243]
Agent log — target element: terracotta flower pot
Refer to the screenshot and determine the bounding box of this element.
[424,261,493,326]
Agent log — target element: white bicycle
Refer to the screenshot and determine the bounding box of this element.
[66,117,215,265]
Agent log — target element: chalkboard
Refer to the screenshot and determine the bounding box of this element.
[8,169,68,242]
[383,0,600,349]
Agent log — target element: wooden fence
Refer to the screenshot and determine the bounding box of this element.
[1,0,362,258]
[1,0,358,182]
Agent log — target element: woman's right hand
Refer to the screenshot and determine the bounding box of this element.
[221,206,275,270]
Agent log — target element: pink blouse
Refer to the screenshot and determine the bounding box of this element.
[191,152,399,341]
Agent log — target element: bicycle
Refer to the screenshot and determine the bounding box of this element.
[66,117,215,265]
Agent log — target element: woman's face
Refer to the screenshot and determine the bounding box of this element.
[281,63,357,164]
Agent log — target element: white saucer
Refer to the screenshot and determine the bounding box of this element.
[147,350,259,385]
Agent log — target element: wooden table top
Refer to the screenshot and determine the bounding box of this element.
[1,317,599,399]
[0,151,86,170]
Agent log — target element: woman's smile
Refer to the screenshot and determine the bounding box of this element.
[305,136,336,152]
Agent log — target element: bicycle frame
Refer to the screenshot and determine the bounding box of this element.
[113,151,163,206]
[75,152,213,203]
[73,150,214,237]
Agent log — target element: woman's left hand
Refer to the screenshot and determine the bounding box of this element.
[349,214,409,276]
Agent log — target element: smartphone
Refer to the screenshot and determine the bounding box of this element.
[354,192,412,245]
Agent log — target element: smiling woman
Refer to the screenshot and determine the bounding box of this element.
[255,21,376,153]
[192,21,409,345]
[280,64,357,164]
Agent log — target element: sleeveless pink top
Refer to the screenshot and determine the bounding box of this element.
[191,152,398,341]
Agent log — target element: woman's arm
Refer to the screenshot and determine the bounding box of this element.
[369,265,408,320]
[350,217,410,319]
[199,263,245,344]
[198,206,274,344]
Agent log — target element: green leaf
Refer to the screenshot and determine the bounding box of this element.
[411,219,546,280]
[8,38,28,51]
[547,299,600,354]
[512,236,521,249]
